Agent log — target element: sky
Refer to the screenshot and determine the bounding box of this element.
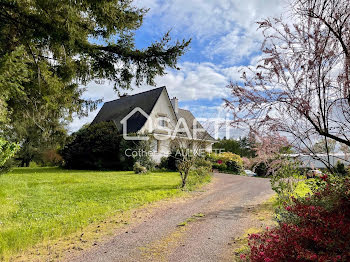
[69,0,289,138]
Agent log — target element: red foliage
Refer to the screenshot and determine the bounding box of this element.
[246,179,350,262]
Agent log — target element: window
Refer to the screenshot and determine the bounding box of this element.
[151,139,158,152]
[158,119,167,127]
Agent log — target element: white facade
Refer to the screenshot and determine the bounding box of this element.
[139,89,214,163]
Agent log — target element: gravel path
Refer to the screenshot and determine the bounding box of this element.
[68,173,274,262]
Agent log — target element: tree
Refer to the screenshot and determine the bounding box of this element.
[251,133,291,176]
[0,138,19,173]
[61,122,136,170]
[158,117,214,188]
[213,137,256,157]
[0,0,190,164]
[225,0,350,171]
[312,138,336,153]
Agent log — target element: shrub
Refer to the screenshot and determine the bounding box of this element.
[159,157,168,169]
[162,150,184,171]
[220,152,244,165]
[61,122,135,170]
[253,161,268,177]
[192,166,210,176]
[334,160,347,176]
[209,152,243,173]
[245,177,350,262]
[0,138,19,173]
[226,160,241,173]
[212,162,227,171]
[194,158,212,171]
[40,149,64,166]
[133,162,147,174]
[186,166,212,189]
[133,140,155,171]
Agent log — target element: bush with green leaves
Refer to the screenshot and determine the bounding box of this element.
[133,162,147,174]
[208,152,243,173]
[0,138,19,173]
[253,161,268,177]
[160,150,184,171]
[132,140,155,171]
[191,166,210,177]
[226,160,241,173]
[159,157,168,169]
[270,159,303,207]
[194,157,212,171]
[212,162,227,171]
[39,148,64,167]
[61,122,136,170]
[333,160,348,176]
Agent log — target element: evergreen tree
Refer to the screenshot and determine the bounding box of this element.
[0,0,190,164]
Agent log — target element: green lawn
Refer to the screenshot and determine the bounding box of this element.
[0,167,205,260]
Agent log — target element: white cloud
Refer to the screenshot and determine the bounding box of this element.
[155,62,228,101]
[68,0,290,132]
[81,62,233,102]
[136,0,288,62]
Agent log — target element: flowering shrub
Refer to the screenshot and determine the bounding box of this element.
[212,162,227,171]
[244,177,350,262]
[208,152,243,173]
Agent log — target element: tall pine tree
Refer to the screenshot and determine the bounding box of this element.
[0,0,190,165]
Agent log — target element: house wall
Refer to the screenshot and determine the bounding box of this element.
[140,89,178,163]
[139,89,215,163]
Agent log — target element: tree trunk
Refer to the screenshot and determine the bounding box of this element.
[181,171,189,188]
[181,179,186,188]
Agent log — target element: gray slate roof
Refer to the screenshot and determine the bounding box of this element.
[91,86,216,141]
[178,109,215,141]
[91,86,165,133]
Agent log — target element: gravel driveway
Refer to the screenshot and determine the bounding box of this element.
[68,173,274,262]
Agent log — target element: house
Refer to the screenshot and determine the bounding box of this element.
[287,153,350,169]
[91,86,216,163]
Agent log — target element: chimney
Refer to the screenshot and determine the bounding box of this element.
[171,97,178,114]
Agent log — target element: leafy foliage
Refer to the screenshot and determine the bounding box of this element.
[160,150,183,171]
[226,0,350,170]
[0,138,19,173]
[333,160,348,176]
[212,162,227,172]
[61,122,135,170]
[270,159,303,207]
[208,152,243,173]
[0,0,190,91]
[194,158,212,170]
[133,162,147,174]
[253,162,268,177]
[244,177,350,262]
[213,137,256,158]
[40,149,64,167]
[0,0,190,167]
[132,140,155,171]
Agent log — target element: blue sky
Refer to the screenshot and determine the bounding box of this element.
[70,0,287,137]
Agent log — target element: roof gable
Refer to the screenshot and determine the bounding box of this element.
[91,87,165,132]
[178,109,215,141]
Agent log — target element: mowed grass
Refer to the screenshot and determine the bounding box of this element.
[0,167,197,260]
